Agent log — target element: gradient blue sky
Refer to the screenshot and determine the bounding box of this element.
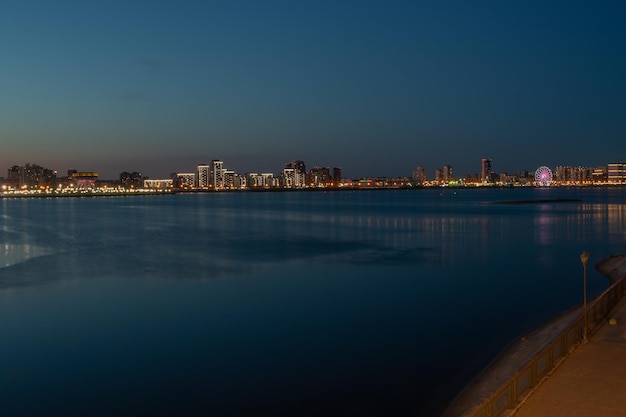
[1,1,625,179]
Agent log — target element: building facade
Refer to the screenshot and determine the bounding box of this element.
[196,164,210,188]
[210,160,224,189]
[412,166,426,184]
[144,179,173,189]
[481,158,492,183]
[608,163,626,183]
[172,172,195,189]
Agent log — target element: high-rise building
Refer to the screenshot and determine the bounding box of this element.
[196,164,210,188]
[555,166,591,184]
[443,165,453,181]
[261,173,274,188]
[120,171,142,188]
[7,164,56,188]
[592,167,608,183]
[245,173,261,188]
[332,167,342,187]
[284,160,306,187]
[412,166,426,184]
[481,158,492,183]
[8,166,23,187]
[245,173,273,188]
[210,160,224,189]
[232,172,246,189]
[282,168,296,188]
[435,169,444,183]
[308,166,331,187]
[172,172,195,189]
[41,169,57,186]
[292,160,306,175]
[223,170,235,188]
[608,163,626,183]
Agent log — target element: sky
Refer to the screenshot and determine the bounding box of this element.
[1,1,625,180]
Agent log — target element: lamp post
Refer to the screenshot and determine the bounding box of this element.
[580,251,589,342]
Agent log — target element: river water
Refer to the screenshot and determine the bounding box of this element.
[1,187,625,416]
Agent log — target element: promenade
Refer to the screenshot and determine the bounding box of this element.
[512,294,626,417]
[444,253,626,417]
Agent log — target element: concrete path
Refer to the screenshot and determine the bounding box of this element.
[512,295,626,417]
[444,253,626,417]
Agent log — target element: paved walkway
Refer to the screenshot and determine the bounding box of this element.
[512,295,626,417]
[444,253,626,417]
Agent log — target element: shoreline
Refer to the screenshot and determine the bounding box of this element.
[443,252,626,417]
[593,252,626,283]
[2,183,626,199]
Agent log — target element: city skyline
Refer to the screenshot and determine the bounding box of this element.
[2,2,625,180]
[4,154,624,185]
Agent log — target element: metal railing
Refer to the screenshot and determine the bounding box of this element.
[463,276,625,417]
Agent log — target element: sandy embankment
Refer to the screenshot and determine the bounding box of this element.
[443,252,626,417]
[595,252,626,283]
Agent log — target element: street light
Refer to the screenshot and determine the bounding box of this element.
[580,251,590,342]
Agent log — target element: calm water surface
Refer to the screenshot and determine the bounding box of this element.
[1,187,625,416]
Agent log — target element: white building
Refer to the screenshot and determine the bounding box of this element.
[210,160,224,189]
[173,172,195,189]
[223,170,235,189]
[608,163,626,183]
[261,173,274,188]
[144,179,173,189]
[196,164,210,188]
[282,168,296,188]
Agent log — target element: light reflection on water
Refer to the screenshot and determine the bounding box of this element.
[0,243,53,269]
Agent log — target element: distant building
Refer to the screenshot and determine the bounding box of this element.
[412,166,426,184]
[443,165,453,182]
[261,173,275,188]
[292,160,306,176]
[23,164,43,186]
[332,167,342,187]
[246,172,275,188]
[72,172,98,189]
[592,166,608,183]
[499,172,515,185]
[481,158,492,183]
[245,173,262,188]
[554,166,591,184]
[308,166,332,187]
[7,164,57,188]
[172,172,195,189]
[196,164,210,188]
[144,179,173,189]
[210,160,224,189]
[223,170,235,189]
[465,173,481,184]
[120,171,143,188]
[231,172,246,189]
[283,160,306,187]
[434,169,444,183]
[608,163,626,183]
[282,168,296,188]
[7,166,22,187]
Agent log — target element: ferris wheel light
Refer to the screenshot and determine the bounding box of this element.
[535,166,553,186]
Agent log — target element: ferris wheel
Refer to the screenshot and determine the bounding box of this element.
[535,166,553,186]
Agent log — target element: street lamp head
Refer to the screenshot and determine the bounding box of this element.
[580,251,590,266]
